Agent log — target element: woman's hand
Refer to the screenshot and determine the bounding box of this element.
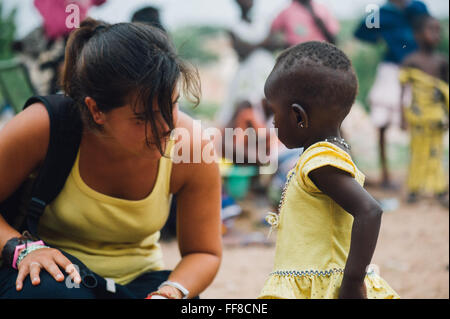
[339,278,367,299]
[16,247,81,291]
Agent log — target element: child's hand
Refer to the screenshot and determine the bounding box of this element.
[338,279,367,299]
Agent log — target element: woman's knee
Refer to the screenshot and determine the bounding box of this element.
[0,269,95,299]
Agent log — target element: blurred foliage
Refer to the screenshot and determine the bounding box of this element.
[171,25,223,66]
[180,100,220,121]
[0,2,16,60]
[437,18,449,57]
[171,25,224,120]
[0,3,17,110]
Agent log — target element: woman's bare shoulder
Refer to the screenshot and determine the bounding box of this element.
[0,102,50,166]
[0,103,50,200]
[170,111,220,192]
[173,111,210,149]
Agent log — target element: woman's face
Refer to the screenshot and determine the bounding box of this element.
[100,88,180,157]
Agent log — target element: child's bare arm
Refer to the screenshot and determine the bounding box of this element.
[309,165,383,299]
[399,57,414,130]
[400,84,408,130]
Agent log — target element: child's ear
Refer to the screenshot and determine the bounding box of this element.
[291,103,309,128]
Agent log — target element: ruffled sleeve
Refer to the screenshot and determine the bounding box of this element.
[295,142,362,194]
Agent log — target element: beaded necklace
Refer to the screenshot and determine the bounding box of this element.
[265,137,350,238]
[265,169,296,238]
[324,136,351,151]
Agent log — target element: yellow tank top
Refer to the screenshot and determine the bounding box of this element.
[38,140,174,285]
[259,142,399,299]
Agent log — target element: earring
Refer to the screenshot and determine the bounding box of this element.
[298,122,305,128]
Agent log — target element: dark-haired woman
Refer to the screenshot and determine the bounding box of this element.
[0,19,222,299]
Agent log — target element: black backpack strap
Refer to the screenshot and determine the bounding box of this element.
[22,95,83,237]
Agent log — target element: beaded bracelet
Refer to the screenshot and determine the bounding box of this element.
[15,243,49,269]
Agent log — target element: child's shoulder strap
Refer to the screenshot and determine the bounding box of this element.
[22,94,83,237]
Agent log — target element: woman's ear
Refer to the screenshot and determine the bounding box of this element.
[85,97,106,125]
[291,103,309,128]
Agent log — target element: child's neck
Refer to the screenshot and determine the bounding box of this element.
[418,45,435,56]
[303,128,342,151]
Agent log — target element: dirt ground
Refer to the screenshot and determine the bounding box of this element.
[161,184,449,299]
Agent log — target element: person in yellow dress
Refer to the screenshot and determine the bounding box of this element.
[259,41,399,299]
[399,14,449,206]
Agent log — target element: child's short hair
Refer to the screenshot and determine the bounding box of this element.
[274,41,358,117]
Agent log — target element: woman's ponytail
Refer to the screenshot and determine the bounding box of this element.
[61,18,109,96]
[57,18,201,155]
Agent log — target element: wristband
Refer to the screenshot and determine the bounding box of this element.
[1,235,33,269]
[158,280,189,299]
[12,241,45,269]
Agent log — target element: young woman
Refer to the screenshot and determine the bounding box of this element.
[0,18,222,299]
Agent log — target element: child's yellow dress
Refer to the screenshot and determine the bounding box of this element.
[259,142,400,299]
[399,67,449,195]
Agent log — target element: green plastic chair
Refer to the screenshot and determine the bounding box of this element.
[0,58,36,114]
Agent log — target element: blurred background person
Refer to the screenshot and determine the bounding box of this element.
[354,0,429,190]
[399,13,449,206]
[12,0,107,95]
[270,0,340,47]
[34,0,107,94]
[35,0,107,41]
[217,0,275,149]
[131,5,165,32]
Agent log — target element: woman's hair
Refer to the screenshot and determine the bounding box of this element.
[61,18,200,154]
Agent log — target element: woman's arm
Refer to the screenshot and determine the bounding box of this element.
[168,158,222,298]
[156,113,222,299]
[309,165,383,299]
[0,103,81,289]
[0,103,50,248]
[400,83,408,131]
[228,31,258,62]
